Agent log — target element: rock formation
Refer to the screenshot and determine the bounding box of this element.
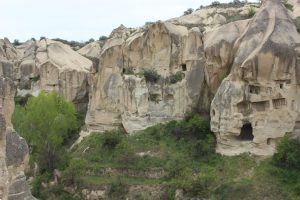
[0,59,34,200]
[85,22,205,132]
[15,39,93,112]
[210,0,300,155]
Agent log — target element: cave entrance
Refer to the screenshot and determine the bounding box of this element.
[181,64,187,71]
[237,123,254,141]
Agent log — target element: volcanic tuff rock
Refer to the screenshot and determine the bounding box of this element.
[85,22,205,132]
[0,59,34,200]
[16,39,93,112]
[211,0,300,155]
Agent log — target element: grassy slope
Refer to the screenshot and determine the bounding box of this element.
[68,117,300,200]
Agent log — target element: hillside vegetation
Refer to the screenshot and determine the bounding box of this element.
[12,93,300,199]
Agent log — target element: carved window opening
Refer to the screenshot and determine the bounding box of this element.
[122,68,126,73]
[181,64,187,71]
[272,98,287,109]
[267,138,272,145]
[280,83,283,89]
[249,85,260,94]
[212,109,216,116]
[237,123,254,141]
[252,101,270,112]
[237,101,250,113]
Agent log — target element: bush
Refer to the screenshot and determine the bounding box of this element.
[14,94,32,106]
[102,131,124,149]
[31,75,40,82]
[183,8,194,16]
[123,67,134,75]
[62,159,87,186]
[13,39,20,46]
[211,1,221,6]
[99,36,108,41]
[169,72,185,84]
[283,0,294,11]
[148,93,160,103]
[108,178,129,199]
[247,7,256,18]
[294,17,300,33]
[143,69,161,83]
[273,137,300,170]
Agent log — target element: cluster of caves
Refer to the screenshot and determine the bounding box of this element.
[221,81,293,144]
[237,83,290,114]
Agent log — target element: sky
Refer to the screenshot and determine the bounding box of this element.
[0,0,237,42]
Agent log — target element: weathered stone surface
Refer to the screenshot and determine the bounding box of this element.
[0,38,18,61]
[16,39,93,112]
[77,41,102,72]
[210,0,300,156]
[85,22,205,133]
[0,59,34,200]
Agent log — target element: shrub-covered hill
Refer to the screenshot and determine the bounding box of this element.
[29,113,300,200]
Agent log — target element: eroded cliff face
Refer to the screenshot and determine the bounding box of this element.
[85,22,205,133]
[210,0,300,156]
[15,39,93,112]
[0,60,34,200]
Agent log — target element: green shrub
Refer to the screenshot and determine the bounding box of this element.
[108,178,129,199]
[294,17,300,33]
[99,35,108,41]
[30,75,40,82]
[169,72,185,84]
[247,7,256,18]
[283,0,294,11]
[13,39,20,46]
[143,69,161,83]
[14,94,32,106]
[211,1,221,6]
[123,67,134,75]
[149,93,160,103]
[62,159,87,187]
[102,131,125,149]
[273,137,300,170]
[31,173,52,198]
[183,8,194,16]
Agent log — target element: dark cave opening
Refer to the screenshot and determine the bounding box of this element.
[237,123,254,141]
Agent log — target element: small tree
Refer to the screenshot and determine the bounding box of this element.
[99,35,108,41]
[12,91,77,173]
[13,39,20,46]
[211,1,221,6]
[183,8,194,16]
